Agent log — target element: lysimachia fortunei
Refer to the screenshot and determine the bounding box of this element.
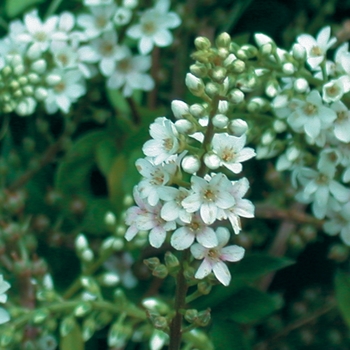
[252,26,350,245]
[124,33,256,286]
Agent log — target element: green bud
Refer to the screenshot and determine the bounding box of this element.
[228,88,244,104]
[143,257,160,270]
[236,49,248,60]
[60,316,76,337]
[209,66,227,83]
[194,36,211,50]
[241,44,258,59]
[205,82,219,97]
[2,66,12,77]
[184,309,198,323]
[149,315,168,330]
[74,301,92,317]
[32,309,50,324]
[216,32,231,48]
[197,281,212,295]
[152,264,168,279]
[189,63,208,78]
[13,65,25,76]
[164,251,180,270]
[231,59,245,73]
[82,317,96,341]
[197,309,211,326]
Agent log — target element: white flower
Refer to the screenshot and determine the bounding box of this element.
[287,90,337,141]
[0,275,10,325]
[125,188,176,248]
[297,26,337,69]
[142,117,180,164]
[171,213,217,250]
[79,31,128,76]
[114,7,133,26]
[190,227,245,286]
[330,100,350,143]
[44,70,86,114]
[77,4,115,39]
[295,167,350,219]
[136,158,177,206]
[217,178,255,234]
[107,49,154,96]
[182,173,236,225]
[84,0,113,5]
[126,0,181,55]
[211,133,256,174]
[322,76,350,103]
[157,186,192,223]
[324,201,350,246]
[17,10,66,55]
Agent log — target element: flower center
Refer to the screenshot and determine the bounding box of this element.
[207,248,220,260]
[57,53,69,66]
[118,59,132,73]
[142,21,157,35]
[310,45,322,57]
[222,148,235,162]
[303,103,317,116]
[54,81,66,93]
[316,174,329,185]
[96,16,108,29]
[34,31,47,42]
[325,83,341,97]
[163,138,174,151]
[337,110,348,122]
[100,42,114,57]
[203,189,216,201]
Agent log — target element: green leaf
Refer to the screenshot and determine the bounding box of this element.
[55,131,109,196]
[335,270,350,329]
[5,0,45,17]
[95,138,119,176]
[210,318,251,350]
[217,287,282,324]
[60,318,84,350]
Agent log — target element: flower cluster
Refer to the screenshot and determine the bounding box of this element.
[0,0,181,115]
[248,27,350,245]
[124,33,256,286]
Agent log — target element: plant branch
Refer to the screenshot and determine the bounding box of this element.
[169,249,190,350]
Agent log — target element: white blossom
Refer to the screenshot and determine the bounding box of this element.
[297,26,337,70]
[143,117,180,164]
[211,133,256,174]
[136,158,176,206]
[107,49,154,96]
[330,100,350,143]
[170,213,217,250]
[182,173,236,225]
[126,0,181,55]
[191,227,245,286]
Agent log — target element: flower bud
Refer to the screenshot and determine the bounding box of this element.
[294,78,309,93]
[74,301,92,317]
[212,114,228,128]
[273,120,287,133]
[265,80,279,98]
[216,32,231,48]
[182,155,201,173]
[46,74,61,86]
[164,251,180,270]
[185,309,198,323]
[189,103,206,118]
[240,44,258,59]
[282,62,295,75]
[23,85,34,96]
[231,59,245,73]
[210,66,227,83]
[194,36,211,50]
[292,43,306,61]
[27,44,42,60]
[171,100,189,119]
[152,264,168,279]
[205,82,219,97]
[186,73,204,96]
[190,63,208,78]
[28,73,40,84]
[228,88,244,104]
[13,64,25,76]
[75,234,89,251]
[228,119,248,137]
[100,272,120,286]
[254,33,273,47]
[223,53,236,67]
[261,131,275,145]
[82,248,94,262]
[204,153,220,169]
[175,119,194,134]
[31,59,47,74]
[15,98,36,116]
[105,211,116,226]
[260,43,274,55]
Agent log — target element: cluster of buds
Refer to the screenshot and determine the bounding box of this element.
[124,32,256,286]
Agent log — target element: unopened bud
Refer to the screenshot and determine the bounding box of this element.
[182,155,201,173]
[210,66,227,83]
[175,119,194,134]
[294,78,309,93]
[189,103,205,118]
[231,59,245,73]
[171,100,189,119]
[228,88,244,104]
[35,87,48,101]
[105,211,116,226]
[204,153,220,169]
[75,234,89,250]
[46,74,61,86]
[13,64,25,76]
[205,82,219,97]
[212,114,228,128]
[186,73,204,96]
[152,264,168,279]
[282,62,295,75]
[190,63,208,78]
[228,119,248,137]
[194,37,211,50]
[292,43,306,61]
[31,59,47,74]
[216,32,231,48]
[82,248,94,262]
[164,251,180,270]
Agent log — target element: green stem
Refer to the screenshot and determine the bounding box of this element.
[45,0,64,18]
[185,290,202,304]
[169,249,190,350]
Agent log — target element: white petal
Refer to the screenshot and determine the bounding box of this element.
[221,245,245,262]
[194,259,212,279]
[213,261,231,286]
[171,227,194,250]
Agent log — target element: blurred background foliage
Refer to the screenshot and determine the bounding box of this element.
[1,0,350,349]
